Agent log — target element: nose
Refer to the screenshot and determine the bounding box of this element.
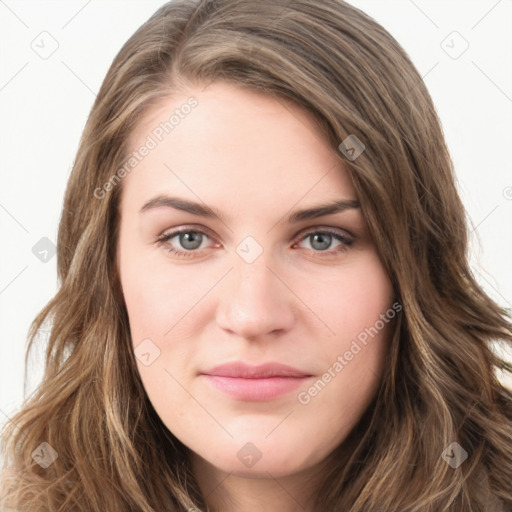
[215,254,296,341]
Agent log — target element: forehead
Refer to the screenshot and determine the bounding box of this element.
[120,81,356,214]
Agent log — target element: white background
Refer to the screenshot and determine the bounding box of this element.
[1,0,511,434]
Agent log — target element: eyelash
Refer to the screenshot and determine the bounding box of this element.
[155,226,354,260]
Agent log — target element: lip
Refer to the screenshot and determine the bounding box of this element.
[202,362,310,379]
[200,362,313,401]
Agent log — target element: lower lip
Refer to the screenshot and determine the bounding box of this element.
[201,375,311,401]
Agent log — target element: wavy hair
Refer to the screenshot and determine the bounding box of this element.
[2,0,511,510]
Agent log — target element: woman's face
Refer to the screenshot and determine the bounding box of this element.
[117,81,395,480]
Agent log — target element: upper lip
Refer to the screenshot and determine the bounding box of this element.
[201,362,311,379]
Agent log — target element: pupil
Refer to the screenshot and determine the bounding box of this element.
[312,233,331,251]
[181,232,202,250]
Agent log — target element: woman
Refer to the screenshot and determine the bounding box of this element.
[2,0,511,510]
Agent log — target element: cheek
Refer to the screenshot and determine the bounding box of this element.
[119,249,217,401]
[303,251,394,343]
[120,260,201,417]
[298,252,394,402]
[119,250,204,341]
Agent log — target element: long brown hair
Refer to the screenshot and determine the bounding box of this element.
[2,0,511,510]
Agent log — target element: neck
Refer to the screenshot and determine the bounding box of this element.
[190,453,327,512]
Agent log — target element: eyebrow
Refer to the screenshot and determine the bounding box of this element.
[139,194,360,223]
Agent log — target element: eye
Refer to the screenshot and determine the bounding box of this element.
[155,226,354,259]
[155,227,216,259]
[293,228,353,256]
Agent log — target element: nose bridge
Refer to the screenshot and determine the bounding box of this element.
[231,233,277,299]
[234,251,273,300]
[215,242,295,338]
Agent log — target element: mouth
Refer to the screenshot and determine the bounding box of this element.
[200,362,313,401]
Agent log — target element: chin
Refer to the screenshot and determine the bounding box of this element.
[193,435,323,479]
